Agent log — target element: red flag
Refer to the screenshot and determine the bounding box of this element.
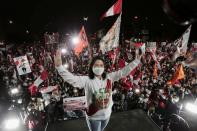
[74,26,89,56]
[100,0,122,20]
[40,86,58,94]
[167,64,185,85]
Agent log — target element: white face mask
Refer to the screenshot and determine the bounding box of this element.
[92,67,104,76]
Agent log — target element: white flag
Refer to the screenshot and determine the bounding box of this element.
[99,14,121,53]
[14,55,31,75]
[174,25,191,54]
[172,25,191,61]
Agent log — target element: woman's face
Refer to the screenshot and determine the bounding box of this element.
[92,60,105,76]
[93,60,104,68]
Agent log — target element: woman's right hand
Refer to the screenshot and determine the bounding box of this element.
[54,49,62,67]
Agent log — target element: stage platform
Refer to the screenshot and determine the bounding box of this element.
[47,109,161,131]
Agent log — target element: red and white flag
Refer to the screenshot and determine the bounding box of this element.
[40,85,58,94]
[74,26,89,56]
[108,48,120,66]
[150,51,161,69]
[28,69,48,96]
[146,42,161,69]
[99,14,121,53]
[101,0,122,20]
[173,25,191,61]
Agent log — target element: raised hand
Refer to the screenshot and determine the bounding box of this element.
[54,49,62,67]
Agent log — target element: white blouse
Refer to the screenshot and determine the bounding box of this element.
[56,59,140,120]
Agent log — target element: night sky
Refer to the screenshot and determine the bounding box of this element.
[0,0,196,43]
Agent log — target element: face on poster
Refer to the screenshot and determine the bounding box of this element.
[14,55,32,75]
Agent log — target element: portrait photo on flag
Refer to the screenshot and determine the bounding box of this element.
[14,55,32,75]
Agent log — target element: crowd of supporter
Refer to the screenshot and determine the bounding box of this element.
[0,37,196,123]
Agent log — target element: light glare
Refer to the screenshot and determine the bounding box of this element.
[4,118,20,129]
[11,88,19,94]
[64,64,69,69]
[186,103,197,114]
[72,37,79,44]
[61,48,67,54]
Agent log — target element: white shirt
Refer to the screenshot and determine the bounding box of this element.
[56,59,140,120]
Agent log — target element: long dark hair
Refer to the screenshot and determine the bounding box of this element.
[88,56,107,80]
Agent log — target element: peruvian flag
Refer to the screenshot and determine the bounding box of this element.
[108,48,120,66]
[101,0,122,20]
[40,85,58,94]
[28,68,48,96]
[74,26,89,56]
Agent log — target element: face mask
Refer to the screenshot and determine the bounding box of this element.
[92,67,104,76]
